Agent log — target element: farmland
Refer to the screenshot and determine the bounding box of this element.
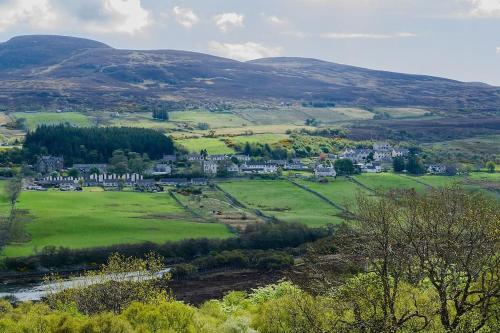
[12,112,92,130]
[294,177,371,209]
[218,179,344,227]
[2,190,232,258]
[176,137,235,154]
[353,173,429,192]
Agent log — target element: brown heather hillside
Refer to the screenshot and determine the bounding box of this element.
[1,35,500,113]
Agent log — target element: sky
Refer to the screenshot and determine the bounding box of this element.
[0,0,499,85]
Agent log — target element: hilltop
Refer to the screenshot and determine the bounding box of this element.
[0,35,499,113]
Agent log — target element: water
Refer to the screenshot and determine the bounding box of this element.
[0,268,170,302]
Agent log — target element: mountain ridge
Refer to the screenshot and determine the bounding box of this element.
[1,35,499,112]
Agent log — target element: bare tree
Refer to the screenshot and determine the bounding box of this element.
[294,187,499,333]
[401,188,500,332]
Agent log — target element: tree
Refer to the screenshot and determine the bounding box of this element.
[299,188,500,333]
[6,177,22,216]
[334,158,355,175]
[108,150,129,175]
[152,108,169,121]
[67,168,79,178]
[392,157,405,172]
[406,156,425,175]
[485,161,496,173]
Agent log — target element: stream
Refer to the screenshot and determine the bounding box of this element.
[0,268,171,302]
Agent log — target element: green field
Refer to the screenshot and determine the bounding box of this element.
[353,173,429,192]
[177,137,235,154]
[233,107,373,125]
[295,177,371,209]
[13,112,92,130]
[218,179,343,227]
[229,134,289,145]
[170,110,249,128]
[374,107,431,119]
[2,190,232,257]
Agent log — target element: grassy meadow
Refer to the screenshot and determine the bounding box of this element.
[353,173,429,192]
[12,112,92,130]
[295,177,371,209]
[177,137,235,154]
[2,190,232,258]
[218,179,344,227]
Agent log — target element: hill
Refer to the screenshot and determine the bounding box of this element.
[1,35,500,113]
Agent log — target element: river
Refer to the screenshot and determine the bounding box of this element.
[0,268,170,302]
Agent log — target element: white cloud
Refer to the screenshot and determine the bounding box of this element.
[208,41,282,61]
[98,0,150,34]
[0,0,55,32]
[266,15,286,25]
[172,6,199,29]
[321,32,417,39]
[468,0,500,17]
[213,12,244,32]
[497,47,500,54]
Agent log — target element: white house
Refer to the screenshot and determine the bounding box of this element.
[206,154,230,161]
[373,141,392,151]
[373,150,392,161]
[148,163,172,176]
[203,160,218,175]
[240,162,278,174]
[362,162,382,173]
[392,148,409,158]
[314,165,336,177]
[233,155,251,162]
[427,164,446,174]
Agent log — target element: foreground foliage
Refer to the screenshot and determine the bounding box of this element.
[0,187,498,332]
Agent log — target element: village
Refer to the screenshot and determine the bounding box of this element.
[24,141,452,192]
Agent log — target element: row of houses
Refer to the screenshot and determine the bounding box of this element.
[33,173,209,190]
[339,142,409,164]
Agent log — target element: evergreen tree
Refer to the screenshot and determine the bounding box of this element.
[392,157,405,172]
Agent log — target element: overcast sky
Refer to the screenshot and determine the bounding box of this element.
[1,0,500,85]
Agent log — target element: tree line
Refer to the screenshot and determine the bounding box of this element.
[3,221,329,271]
[23,124,175,165]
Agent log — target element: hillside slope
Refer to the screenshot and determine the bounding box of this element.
[0,35,499,112]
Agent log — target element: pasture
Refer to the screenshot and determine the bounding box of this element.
[353,173,428,192]
[2,190,232,257]
[218,179,344,227]
[177,137,235,154]
[294,177,371,209]
[12,112,92,130]
[374,107,431,119]
[169,110,249,128]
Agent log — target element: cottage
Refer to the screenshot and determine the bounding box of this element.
[191,178,208,186]
[233,155,251,162]
[373,150,393,161]
[315,165,336,177]
[134,179,160,192]
[203,160,218,175]
[392,148,409,158]
[340,149,372,163]
[187,154,204,162]
[206,154,230,162]
[36,156,64,174]
[427,164,446,174]
[284,162,309,171]
[240,162,278,174]
[362,162,382,173]
[148,163,172,176]
[373,141,392,151]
